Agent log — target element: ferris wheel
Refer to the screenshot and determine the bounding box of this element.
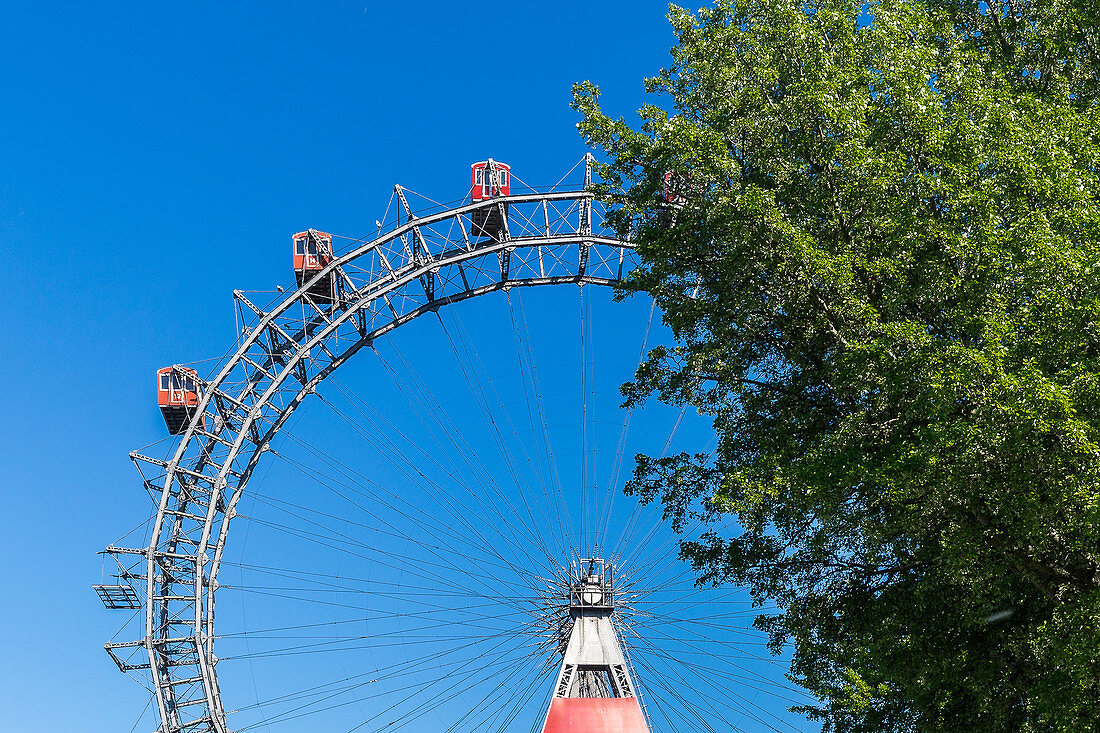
[96,156,815,733]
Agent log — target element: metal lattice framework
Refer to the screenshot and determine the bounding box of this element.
[102,157,636,733]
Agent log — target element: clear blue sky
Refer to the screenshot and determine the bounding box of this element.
[1,3,812,731]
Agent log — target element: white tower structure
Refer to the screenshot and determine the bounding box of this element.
[541,559,649,733]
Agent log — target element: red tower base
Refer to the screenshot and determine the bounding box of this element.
[543,698,649,733]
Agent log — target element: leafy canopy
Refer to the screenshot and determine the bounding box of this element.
[574,0,1100,730]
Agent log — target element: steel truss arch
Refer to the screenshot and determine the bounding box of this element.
[114,168,636,733]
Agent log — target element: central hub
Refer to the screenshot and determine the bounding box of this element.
[569,558,615,613]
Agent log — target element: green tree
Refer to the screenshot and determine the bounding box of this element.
[574,1,1100,729]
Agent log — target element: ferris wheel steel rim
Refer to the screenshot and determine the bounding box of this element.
[123,171,637,733]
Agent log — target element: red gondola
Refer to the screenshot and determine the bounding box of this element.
[157,366,201,435]
[470,160,511,201]
[657,171,692,229]
[662,170,689,206]
[293,229,336,302]
[469,160,511,239]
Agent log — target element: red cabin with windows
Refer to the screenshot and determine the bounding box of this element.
[470,160,510,201]
[293,229,336,302]
[662,170,689,206]
[157,366,201,435]
[658,171,692,228]
[469,160,511,239]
